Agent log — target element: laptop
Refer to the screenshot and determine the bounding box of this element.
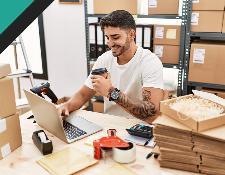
[24,90,103,143]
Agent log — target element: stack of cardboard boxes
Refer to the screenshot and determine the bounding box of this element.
[93,0,180,15]
[188,42,225,86]
[189,0,225,88]
[153,25,181,64]
[0,64,22,160]
[153,115,225,175]
[148,0,181,64]
[191,0,225,32]
[153,93,225,174]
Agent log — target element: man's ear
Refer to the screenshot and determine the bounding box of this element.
[129,29,136,39]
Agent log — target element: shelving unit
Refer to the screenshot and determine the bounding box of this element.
[182,0,225,95]
[84,0,189,97]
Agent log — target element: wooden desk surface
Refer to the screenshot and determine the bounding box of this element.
[0,110,198,175]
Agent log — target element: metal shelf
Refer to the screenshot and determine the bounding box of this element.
[84,0,188,96]
[88,14,182,19]
[183,0,225,95]
[188,82,225,91]
[191,32,225,41]
[138,15,181,19]
[8,69,32,78]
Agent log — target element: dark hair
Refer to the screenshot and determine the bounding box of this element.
[99,10,136,31]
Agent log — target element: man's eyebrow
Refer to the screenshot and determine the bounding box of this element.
[105,34,120,37]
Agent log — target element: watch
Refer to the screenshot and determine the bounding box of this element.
[108,87,120,101]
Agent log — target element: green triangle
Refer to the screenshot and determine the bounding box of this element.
[0,0,33,34]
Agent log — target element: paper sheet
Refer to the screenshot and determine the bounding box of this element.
[193,48,205,64]
[166,29,177,39]
[37,147,98,175]
[124,135,155,147]
[191,12,199,25]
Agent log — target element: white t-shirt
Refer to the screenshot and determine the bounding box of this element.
[85,46,163,118]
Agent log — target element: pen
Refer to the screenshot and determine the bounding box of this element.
[146,152,153,159]
[144,139,150,146]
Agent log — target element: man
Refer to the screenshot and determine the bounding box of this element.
[58,10,164,121]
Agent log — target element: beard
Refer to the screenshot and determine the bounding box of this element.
[110,38,131,57]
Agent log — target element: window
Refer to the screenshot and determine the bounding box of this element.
[0,14,48,80]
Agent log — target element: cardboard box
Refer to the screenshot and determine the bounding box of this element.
[191,11,223,32]
[188,43,225,85]
[153,25,181,46]
[201,88,225,99]
[148,0,179,15]
[192,0,225,11]
[160,94,225,132]
[93,0,137,14]
[0,63,11,79]
[222,12,225,33]
[0,77,16,118]
[0,113,22,159]
[92,100,104,113]
[154,44,179,64]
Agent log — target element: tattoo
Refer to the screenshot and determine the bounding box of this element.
[115,89,156,119]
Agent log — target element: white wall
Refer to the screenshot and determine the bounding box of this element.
[41,1,87,97]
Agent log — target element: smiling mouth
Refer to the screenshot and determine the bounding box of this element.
[111,46,120,51]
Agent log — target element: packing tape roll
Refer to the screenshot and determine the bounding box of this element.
[112,142,136,164]
[38,132,47,143]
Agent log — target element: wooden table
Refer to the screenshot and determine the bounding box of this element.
[0,110,198,175]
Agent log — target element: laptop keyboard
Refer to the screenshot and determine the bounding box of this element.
[63,120,87,140]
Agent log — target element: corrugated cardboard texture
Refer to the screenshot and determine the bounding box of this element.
[0,64,11,79]
[153,25,181,45]
[192,0,225,11]
[0,77,16,118]
[0,113,22,159]
[159,159,199,173]
[92,101,104,113]
[201,154,225,169]
[153,44,179,64]
[191,11,223,32]
[154,116,225,173]
[199,165,225,175]
[189,43,225,85]
[93,0,137,14]
[148,0,179,15]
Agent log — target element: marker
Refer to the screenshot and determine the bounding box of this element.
[146,152,153,159]
[144,139,150,146]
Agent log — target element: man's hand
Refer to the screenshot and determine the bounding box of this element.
[91,75,112,97]
[57,103,70,119]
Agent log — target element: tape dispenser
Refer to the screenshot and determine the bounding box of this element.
[93,129,129,160]
[32,130,53,155]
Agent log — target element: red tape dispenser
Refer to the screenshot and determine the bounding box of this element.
[93,129,129,160]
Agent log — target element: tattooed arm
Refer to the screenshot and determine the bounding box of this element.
[91,75,164,120]
[115,87,164,119]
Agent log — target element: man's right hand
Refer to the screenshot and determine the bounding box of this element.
[57,103,70,119]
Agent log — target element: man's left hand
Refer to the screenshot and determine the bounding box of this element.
[91,75,112,97]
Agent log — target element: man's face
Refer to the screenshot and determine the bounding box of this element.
[104,26,135,57]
